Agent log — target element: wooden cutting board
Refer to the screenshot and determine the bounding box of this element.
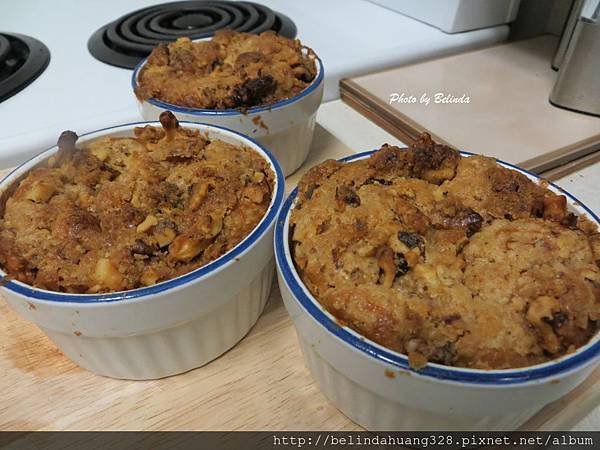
[340,36,600,175]
[0,125,598,431]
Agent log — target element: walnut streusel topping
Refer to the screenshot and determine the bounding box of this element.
[290,133,600,370]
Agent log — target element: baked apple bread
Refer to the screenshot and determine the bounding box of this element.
[135,30,317,110]
[290,133,600,370]
[0,112,274,293]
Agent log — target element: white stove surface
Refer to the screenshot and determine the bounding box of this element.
[0,0,508,166]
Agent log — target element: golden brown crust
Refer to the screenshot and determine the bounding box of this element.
[290,133,600,370]
[0,112,274,293]
[135,30,317,110]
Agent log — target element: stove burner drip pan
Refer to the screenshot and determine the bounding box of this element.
[0,32,50,103]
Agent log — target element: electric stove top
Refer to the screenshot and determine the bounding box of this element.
[0,32,49,103]
[0,0,508,167]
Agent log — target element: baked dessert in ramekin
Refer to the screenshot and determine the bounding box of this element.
[133,30,324,176]
[0,112,284,380]
[275,133,600,430]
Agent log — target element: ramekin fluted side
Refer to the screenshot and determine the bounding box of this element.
[297,336,542,431]
[41,261,274,380]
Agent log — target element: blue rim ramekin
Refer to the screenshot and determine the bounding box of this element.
[132,57,324,117]
[0,121,285,303]
[275,150,600,385]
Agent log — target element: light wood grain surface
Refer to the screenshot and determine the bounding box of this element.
[0,124,598,431]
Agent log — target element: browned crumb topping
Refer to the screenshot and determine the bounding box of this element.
[290,133,600,370]
[135,30,317,110]
[0,112,274,293]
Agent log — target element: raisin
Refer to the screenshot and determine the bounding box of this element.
[443,314,461,324]
[354,218,367,233]
[412,141,457,172]
[560,213,578,229]
[101,163,121,181]
[229,75,277,108]
[364,178,392,186]
[531,199,545,218]
[369,145,412,174]
[121,204,146,227]
[304,183,317,200]
[316,219,330,235]
[394,253,409,277]
[161,183,184,208]
[464,210,483,237]
[439,208,482,237]
[429,343,457,366]
[156,219,178,233]
[132,239,157,256]
[398,231,425,255]
[335,185,361,207]
[544,311,568,332]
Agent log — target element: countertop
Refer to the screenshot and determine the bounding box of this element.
[339,36,600,174]
[1,100,598,431]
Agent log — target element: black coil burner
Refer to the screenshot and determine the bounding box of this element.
[88,1,297,69]
[0,33,50,103]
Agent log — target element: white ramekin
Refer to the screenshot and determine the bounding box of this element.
[0,122,284,380]
[275,150,600,431]
[132,56,324,177]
